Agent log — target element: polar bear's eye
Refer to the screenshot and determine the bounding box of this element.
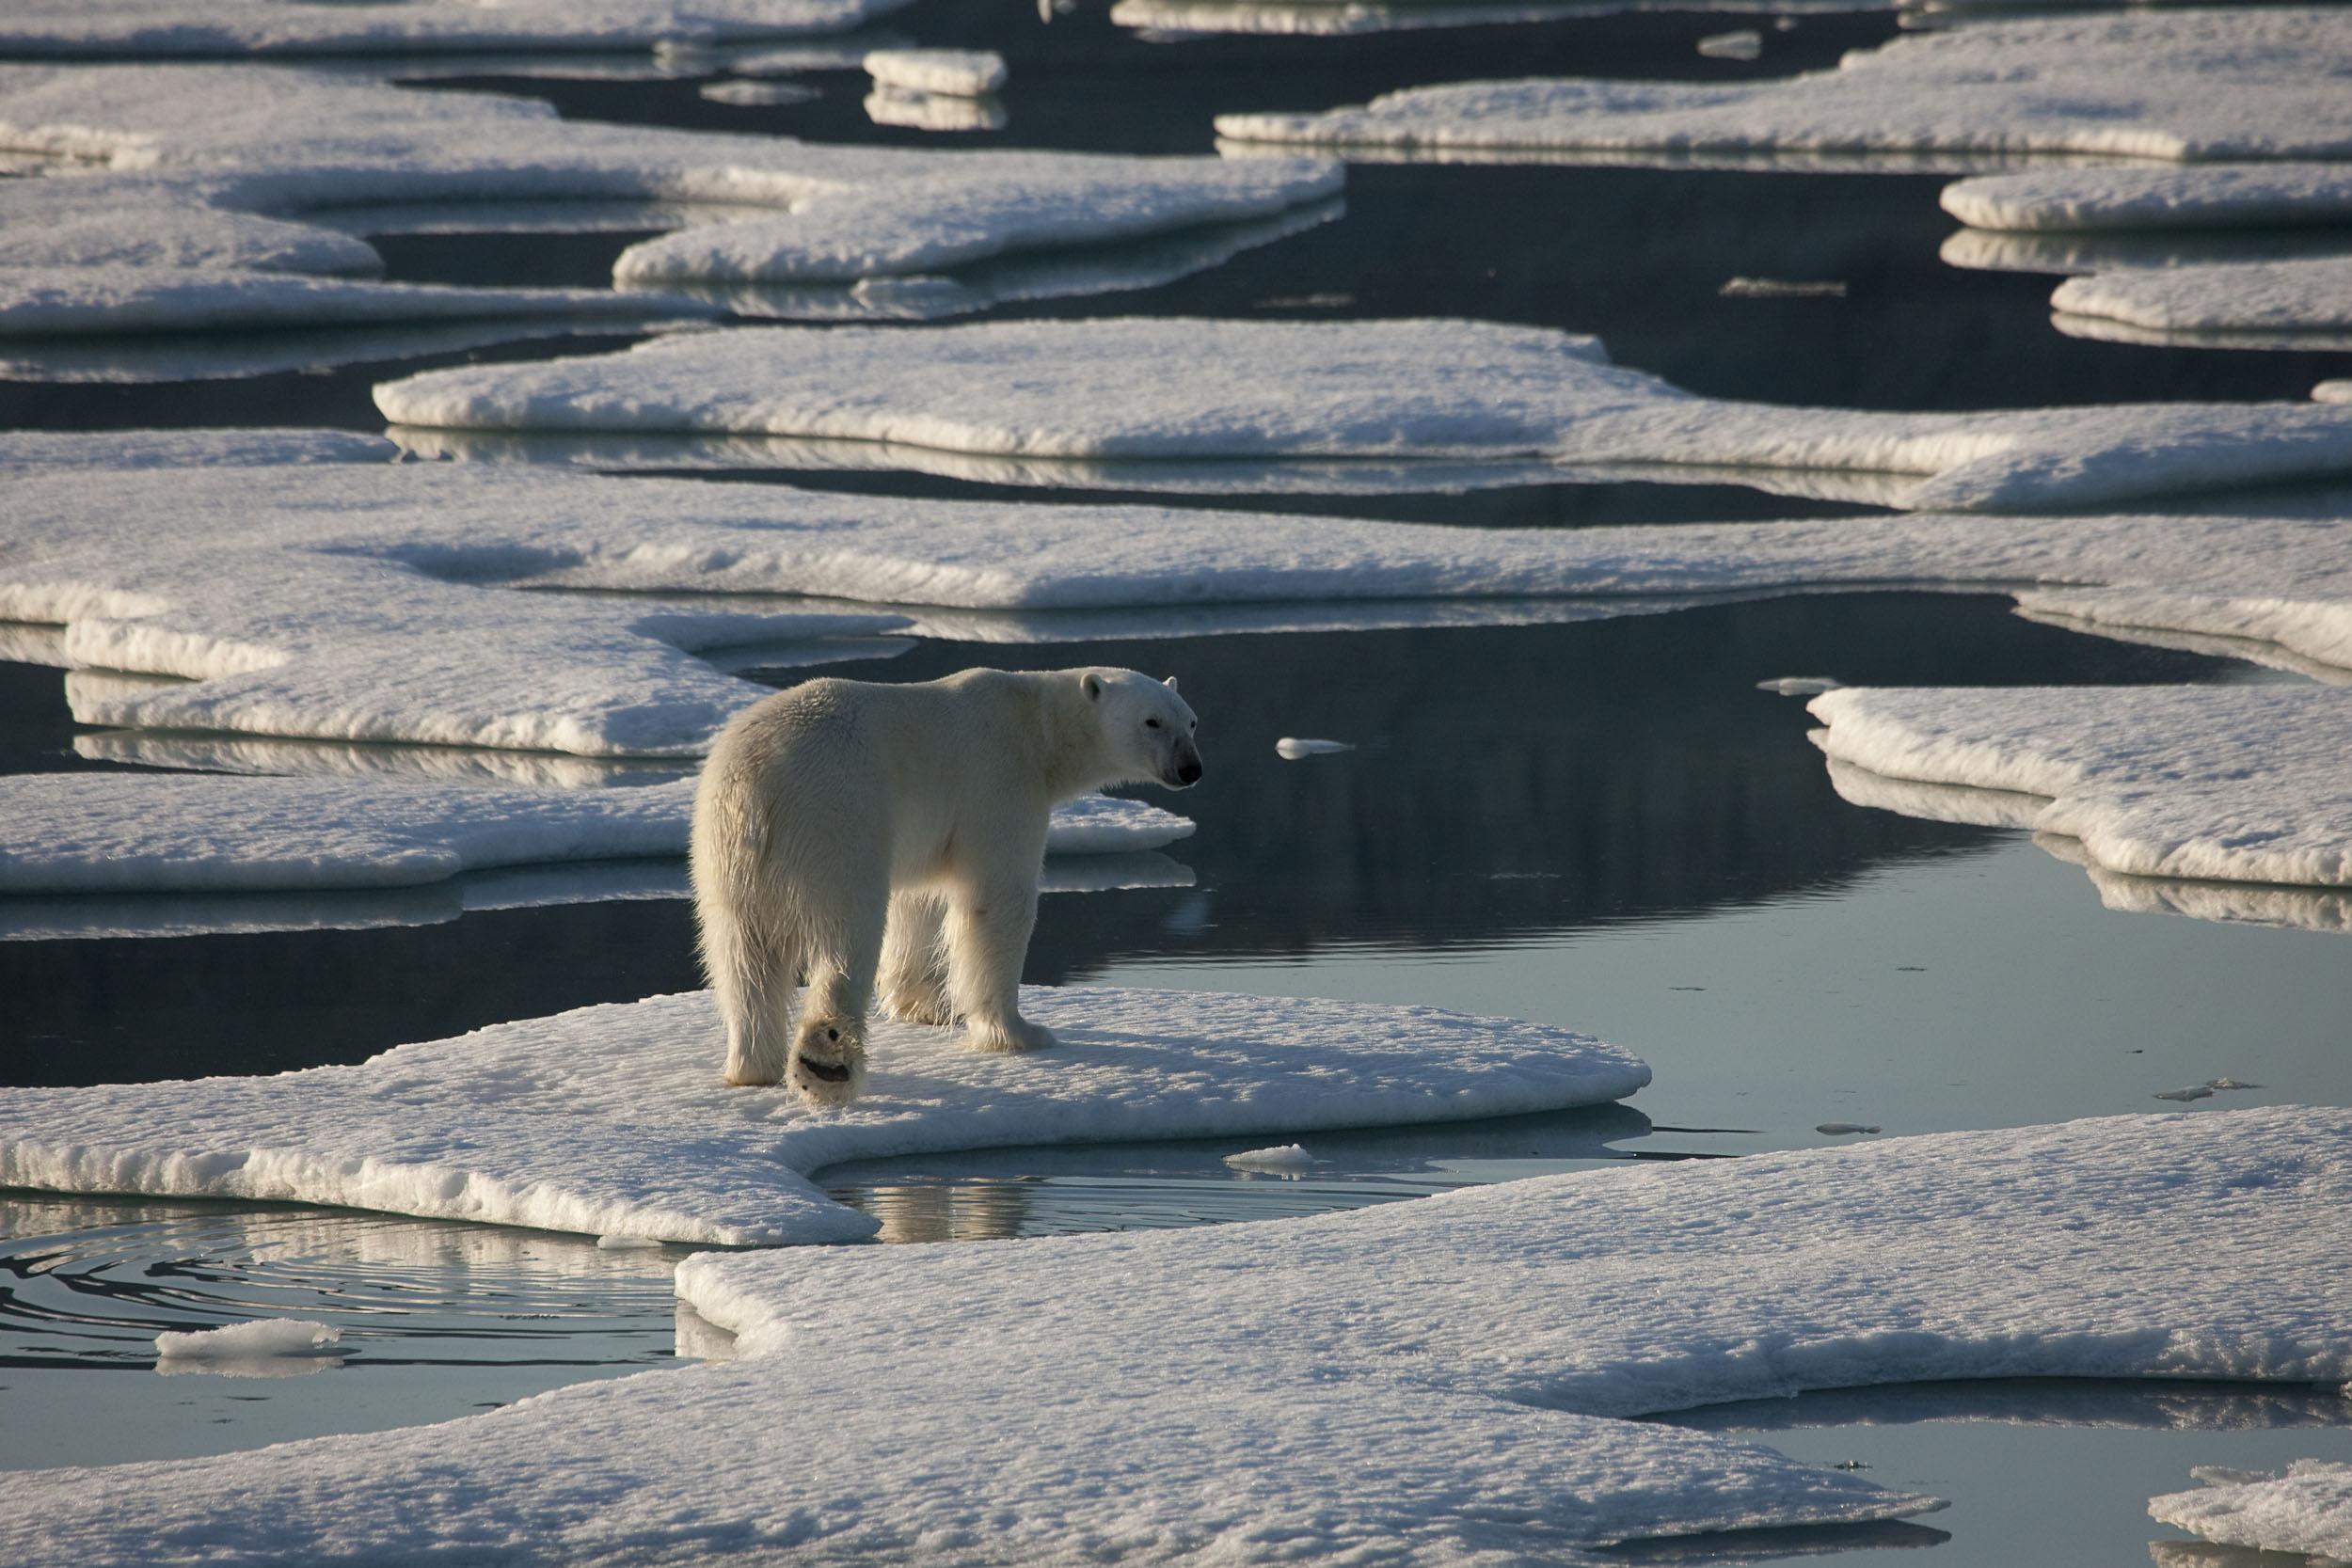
[1145,718,1161,729]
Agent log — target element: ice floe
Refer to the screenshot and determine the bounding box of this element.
[153,1319,341,1360]
[1944,165,2352,236]
[1223,1141,1313,1171]
[2051,258,2352,352]
[0,772,1190,895]
[1216,10,2352,166]
[0,65,1342,345]
[373,316,2352,512]
[7,1107,2348,1563]
[1275,736,1354,757]
[697,79,820,106]
[1810,685,2352,890]
[0,0,914,60]
[0,987,1650,1244]
[19,436,2352,758]
[864,47,1005,96]
[2152,1462,2352,1562]
[863,85,1008,133]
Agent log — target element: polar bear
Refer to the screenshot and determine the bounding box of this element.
[690,667,1202,1104]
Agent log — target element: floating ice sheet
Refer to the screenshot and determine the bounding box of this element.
[2151,1462,2352,1561]
[11,1108,2352,1564]
[1115,0,1880,39]
[0,772,1191,895]
[19,435,2352,759]
[1944,165,2352,235]
[153,1320,341,1360]
[1216,11,2352,164]
[2051,258,2352,351]
[1810,685,2352,890]
[373,317,2352,512]
[0,265,717,336]
[864,48,1005,96]
[0,0,915,59]
[0,987,1650,1244]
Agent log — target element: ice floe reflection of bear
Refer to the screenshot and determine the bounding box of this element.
[691,667,1201,1103]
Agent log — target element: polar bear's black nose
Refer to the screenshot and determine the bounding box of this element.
[1176,759,1202,785]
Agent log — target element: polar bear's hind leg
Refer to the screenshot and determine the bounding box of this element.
[787,879,884,1106]
[879,889,955,1026]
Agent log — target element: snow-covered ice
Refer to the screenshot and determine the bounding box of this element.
[7,1106,2350,1564]
[0,0,915,59]
[1809,685,2352,890]
[864,47,1006,96]
[373,317,2352,512]
[1223,1141,1313,1171]
[1275,736,1354,757]
[2152,1462,2352,1561]
[1216,11,2352,165]
[0,266,717,337]
[0,987,1650,1244]
[153,1319,341,1359]
[21,435,2352,759]
[1944,165,2352,236]
[0,772,1190,895]
[2051,258,2352,351]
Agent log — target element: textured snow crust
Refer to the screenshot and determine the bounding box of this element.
[0,987,1650,1245]
[10,1108,2352,1564]
[0,772,1187,895]
[864,47,1006,95]
[2152,1462,2352,1561]
[1215,11,2352,164]
[1810,685,2352,889]
[0,0,915,59]
[1944,165,2352,235]
[372,316,2352,512]
[18,436,2352,762]
[0,65,1341,336]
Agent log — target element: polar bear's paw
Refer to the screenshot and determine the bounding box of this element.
[788,1020,868,1107]
[967,1015,1057,1055]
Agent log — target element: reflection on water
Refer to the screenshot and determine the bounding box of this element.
[0,1196,685,1470]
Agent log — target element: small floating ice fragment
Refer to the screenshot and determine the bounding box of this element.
[1815,1123,1881,1136]
[1276,736,1355,758]
[700,80,822,107]
[865,48,1008,96]
[1721,277,1847,299]
[1225,1143,1313,1172]
[155,1319,342,1359]
[1695,30,1761,61]
[2155,1086,2216,1103]
[1756,676,1845,696]
[596,1233,665,1250]
[2207,1078,2262,1092]
[2317,380,2352,404]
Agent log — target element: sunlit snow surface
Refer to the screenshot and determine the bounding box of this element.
[2052,259,2352,351]
[0,987,1649,1244]
[9,1107,2352,1563]
[1944,165,2352,235]
[863,47,1006,95]
[1216,10,2352,165]
[2152,1461,2352,1561]
[1810,686,2352,890]
[0,0,914,58]
[373,316,2352,511]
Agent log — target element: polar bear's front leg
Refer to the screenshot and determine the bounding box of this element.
[946,875,1054,1054]
[878,889,955,1026]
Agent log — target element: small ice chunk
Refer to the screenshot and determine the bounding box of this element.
[2207,1078,2262,1092]
[2318,380,2352,404]
[1720,277,1847,299]
[1756,676,1845,696]
[1276,736,1355,758]
[1225,1143,1313,1172]
[596,1233,665,1250]
[1816,1123,1881,1136]
[700,80,821,107]
[2156,1086,2217,1102]
[865,86,1009,133]
[1696,30,1761,62]
[155,1319,342,1359]
[865,49,1008,97]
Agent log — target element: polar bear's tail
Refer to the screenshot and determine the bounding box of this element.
[691,761,803,1088]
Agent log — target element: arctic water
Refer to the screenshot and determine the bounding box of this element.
[4,1,2351,1563]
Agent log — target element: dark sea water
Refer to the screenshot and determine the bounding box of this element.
[4,2,2350,1560]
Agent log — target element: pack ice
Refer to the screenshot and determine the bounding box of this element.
[0,65,1342,342]
[2152,1463,2352,1562]
[372,317,2352,512]
[0,772,1188,895]
[0,987,1649,1244]
[0,0,914,59]
[2051,258,2352,351]
[7,1108,2351,1565]
[1215,10,2352,165]
[18,433,2352,759]
[1810,685,2352,891]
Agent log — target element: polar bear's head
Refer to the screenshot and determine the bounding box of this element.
[1081,669,1201,790]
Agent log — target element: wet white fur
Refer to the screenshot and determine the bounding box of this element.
[691,667,1200,1104]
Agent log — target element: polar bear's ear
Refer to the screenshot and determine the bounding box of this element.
[1162,676,1180,692]
[1083,673,1104,701]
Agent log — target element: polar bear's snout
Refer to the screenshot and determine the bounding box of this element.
[1166,737,1203,789]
